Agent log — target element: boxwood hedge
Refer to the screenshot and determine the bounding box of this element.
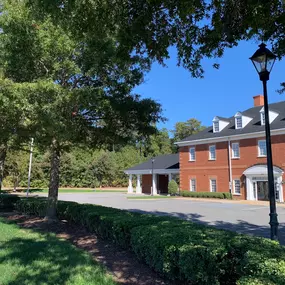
[12,198,285,284]
[0,194,20,210]
[180,191,232,199]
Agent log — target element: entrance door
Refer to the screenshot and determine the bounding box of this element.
[158,175,169,194]
[257,181,269,201]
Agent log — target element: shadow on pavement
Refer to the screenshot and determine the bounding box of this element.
[128,208,285,245]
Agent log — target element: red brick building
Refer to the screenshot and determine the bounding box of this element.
[126,96,285,202]
[176,96,285,202]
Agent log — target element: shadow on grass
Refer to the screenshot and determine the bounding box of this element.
[0,219,114,285]
[128,209,285,245]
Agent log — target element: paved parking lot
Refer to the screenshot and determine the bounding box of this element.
[40,192,285,244]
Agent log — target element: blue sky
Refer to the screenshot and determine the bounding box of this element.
[135,41,285,132]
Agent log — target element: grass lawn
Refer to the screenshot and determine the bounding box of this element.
[0,218,116,285]
[2,188,127,193]
[127,195,176,200]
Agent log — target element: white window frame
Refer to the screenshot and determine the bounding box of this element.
[233,179,241,195]
[258,140,267,157]
[190,179,196,192]
[210,179,217,192]
[189,147,196,161]
[213,121,219,133]
[231,142,240,159]
[209,145,216,160]
[261,112,265,126]
[235,116,242,129]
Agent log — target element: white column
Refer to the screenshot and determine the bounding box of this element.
[152,174,157,195]
[128,174,134,193]
[277,176,283,202]
[246,177,254,200]
[136,175,142,194]
[168,173,172,183]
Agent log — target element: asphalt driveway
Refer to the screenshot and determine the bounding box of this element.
[39,192,285,244]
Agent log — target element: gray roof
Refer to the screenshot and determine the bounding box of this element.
[179,101,285,143]
[126,153,179,171]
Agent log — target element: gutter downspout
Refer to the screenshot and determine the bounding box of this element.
[228,139,232,193]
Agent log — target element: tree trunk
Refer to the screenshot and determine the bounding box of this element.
[0,144,7,192]
[45,138,60,222]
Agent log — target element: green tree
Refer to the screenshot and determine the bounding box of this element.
[0,1,163,220]
[142,128,172,157]
[90,151,117,188]
[172,118,205,143]
[0,79,29,191]
[4,149,29,191]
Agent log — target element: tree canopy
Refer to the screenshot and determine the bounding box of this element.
[26,0,285,80]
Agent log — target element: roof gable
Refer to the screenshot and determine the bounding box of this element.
[177,101,285,145]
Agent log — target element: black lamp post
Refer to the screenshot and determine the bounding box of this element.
[151,157,155,196]
[250,43,279,241]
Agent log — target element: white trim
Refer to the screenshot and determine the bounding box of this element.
[124,168,180,175]
[175,128,285,147]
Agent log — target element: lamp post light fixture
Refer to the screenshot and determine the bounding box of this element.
[151,157,155,196]
[250,43,279,241]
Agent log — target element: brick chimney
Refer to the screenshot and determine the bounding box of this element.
[253,95,264,107]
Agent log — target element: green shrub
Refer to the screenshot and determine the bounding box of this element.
[168,180,178,195]
[15,198,285,284]
[180,191,232,199]
[0,194,20,210]
[223,192,233,199]
[15,197,48,216]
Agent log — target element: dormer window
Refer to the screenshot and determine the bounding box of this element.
[261,111,265,125]
[235,116,242,129]
[213,121,219,132]
[259,107,278,125]
[234,112,252,129]
[212,116,229,133]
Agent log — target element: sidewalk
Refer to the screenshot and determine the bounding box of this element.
[175,196,285,207]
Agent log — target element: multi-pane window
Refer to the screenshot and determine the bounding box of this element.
[189,147,196,161]
[213,121,219,132]
[190,179,196,192]
[261,112,265,125]
[232,143,240,158]
[234,179,241,194]
[235,116,242,129]
[210,179,217,192]
[209,145,216,160]
[258,140,267,156]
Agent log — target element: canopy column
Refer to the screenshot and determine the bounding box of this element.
[128,174,134,193]
[136,175,142,194]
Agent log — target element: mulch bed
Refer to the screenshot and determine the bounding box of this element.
[0,212,174,285]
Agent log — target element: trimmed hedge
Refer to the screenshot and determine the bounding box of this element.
[13,198,285,284]
[180,191,232,199]
[0,194,20,210]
